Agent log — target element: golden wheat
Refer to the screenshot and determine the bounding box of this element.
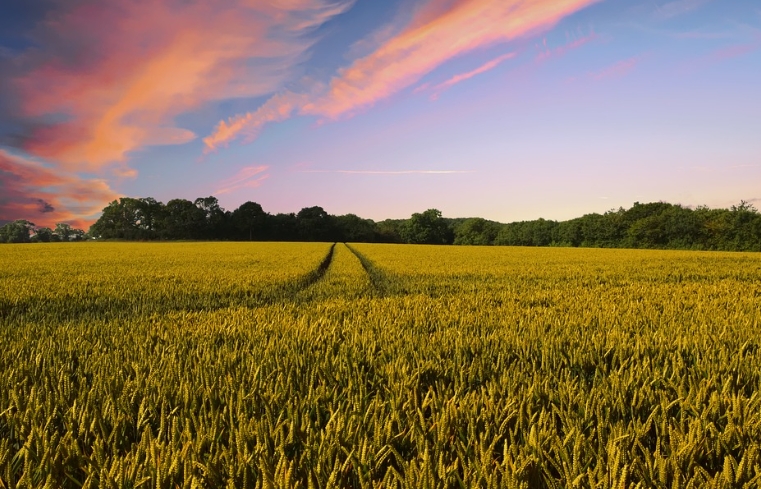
[1,242,760,488]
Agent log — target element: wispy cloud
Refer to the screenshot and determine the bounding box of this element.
[204,92,309,152]
[426,52,516,99]
[654,0,712,20]
[4,0,352,172]
[297,169,474,175]
[204,0,602,151]
[678,37,761,73]
[704,41,761,63]
[535,32,598,62]
[214,165,270,195]
[301,0,602,119]
[0,149,120,228]
[671,30,735,41]
[589,54,646,80]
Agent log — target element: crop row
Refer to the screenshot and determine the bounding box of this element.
[1,243,760,488]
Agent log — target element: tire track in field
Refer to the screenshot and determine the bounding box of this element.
[344,244,394,297]
[2,244,339,323]
[291,242,336,292]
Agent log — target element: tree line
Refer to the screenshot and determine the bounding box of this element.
[0,221,86,243]
[2,197,760,251]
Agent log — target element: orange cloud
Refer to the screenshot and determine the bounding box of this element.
[0,150,120,229]
[203,92,309,152]
[303,0,602,119]
[214,165,270,195]
[11,0,351,171]
[204,0,601,150]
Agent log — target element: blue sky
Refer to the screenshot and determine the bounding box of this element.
[1,0,759,227]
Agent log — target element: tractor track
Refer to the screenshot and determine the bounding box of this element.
[345,243,393,297]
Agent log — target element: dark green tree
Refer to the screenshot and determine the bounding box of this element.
[0,220,35,243]
[454,218,501,245]
[231,201,268,240]
[160,199,206,240]
[194,196,227,239]
[269,213,299,241]
[401,209,454,244]
[335,214,377,243]
[297,206,335,242]
[32,227,54,243]
[89,198,144,239]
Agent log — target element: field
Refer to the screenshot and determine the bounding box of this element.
[1,242,761,488]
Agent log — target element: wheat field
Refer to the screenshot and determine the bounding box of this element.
[1,242,761,488]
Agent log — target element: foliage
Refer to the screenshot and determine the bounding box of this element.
[1,243,761,487]
[0,219,35,243]
[5,198,761,251]
[453,217,501,245]
[400,209,454,245]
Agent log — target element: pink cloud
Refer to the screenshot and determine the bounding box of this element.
[214,165,270,195]
[705,42,761,63]
[589,54,645,80]
[203,92,309,152]
[535,32,598,62]
[678,38,761,73]
[0,150,120,229]
[427,52,517,98]
[11,0,351,172]
[303,0,602,119]
[204,0,602,150]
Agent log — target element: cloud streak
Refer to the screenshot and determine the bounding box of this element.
[654,0,711,20]
[678,37,761,73]
[214,165,270,195]
[589,55,645,80]
[535,32,598,62]
[298,170,474,175]
[204,0,602,151]
[5,0,352,171]
[427,52,517,99]
[0,149,120,228]
[204,92,309,152]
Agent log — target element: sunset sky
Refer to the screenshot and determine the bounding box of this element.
[1,0,759,228]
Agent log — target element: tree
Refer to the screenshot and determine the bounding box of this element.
[375,220,404,243]
[134,197,164,239]
[89,198,144,239]
[335,214,377,243]
[401,209,453,244]
[454,218,500,245]
[32,227,54,243]
[269,213,298,241]
[0,220,35,243]
[556,219,583,247]
[194,196,227,239]
[55,223,75,241]
[729,201,761,251]
[297,206,335,242]
[231,201,267,240]
[160,199,206,240]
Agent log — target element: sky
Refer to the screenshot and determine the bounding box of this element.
[0,0,760,228]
